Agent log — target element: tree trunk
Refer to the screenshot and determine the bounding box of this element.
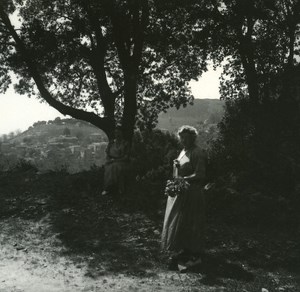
[237,19,259,105]
[122,70,138,143]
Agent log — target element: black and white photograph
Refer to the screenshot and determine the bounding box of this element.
[0,0,299,291]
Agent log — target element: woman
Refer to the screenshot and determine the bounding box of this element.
[102,126,130,196]
[161,125,206,270]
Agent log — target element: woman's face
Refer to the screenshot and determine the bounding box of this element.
[179,132,194,149]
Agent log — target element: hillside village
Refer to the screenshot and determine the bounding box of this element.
[0,117,108,173]
[0,99,225,173]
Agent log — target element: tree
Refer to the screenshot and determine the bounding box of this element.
[189,0,300,194]
[33,120,47,127]
[147,0,299,196]
[174,0,299,102]
[0,0,209,142]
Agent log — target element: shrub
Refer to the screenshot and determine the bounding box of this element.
[210,97,300,203]
[130,129,180,182]
[12,158,38,173]
[123,129,180,210]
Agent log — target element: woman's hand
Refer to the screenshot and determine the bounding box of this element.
[176,176,192,183]
[173,159,180,167]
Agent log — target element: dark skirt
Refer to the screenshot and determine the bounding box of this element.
[161,183,205,254]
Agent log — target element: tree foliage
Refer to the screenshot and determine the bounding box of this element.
[0,0,209,141]
[197,0,300,196]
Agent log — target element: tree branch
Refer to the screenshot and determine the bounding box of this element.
[0,5,112,134]
[132,0,149,71]
[113,85,124,99]
[78,0,116,118]
[108,1,131,69]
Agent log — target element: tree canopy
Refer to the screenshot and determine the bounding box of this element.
[195,0,300,195]
[0,0,210,140]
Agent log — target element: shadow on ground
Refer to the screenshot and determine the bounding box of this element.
[1,169,299,290]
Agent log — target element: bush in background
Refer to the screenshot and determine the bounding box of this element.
[206,98,300,226]
[124,129,180,212]
[130,129,180,180]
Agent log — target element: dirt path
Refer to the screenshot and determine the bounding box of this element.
[0,171,214,291]
[0,216,216,292]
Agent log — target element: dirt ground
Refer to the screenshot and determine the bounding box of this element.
[0,216,215,292]
[0,171,299,291]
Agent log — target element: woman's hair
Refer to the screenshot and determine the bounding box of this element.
[177,125,198,142]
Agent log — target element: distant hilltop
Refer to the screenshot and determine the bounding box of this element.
[157,98,225,132]
[0,117,108,173]
[1,98,224,142]
[5,117,106,144]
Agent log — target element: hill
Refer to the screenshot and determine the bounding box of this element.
[4,99,224,143]
[0,101,224,172]
[9,118,106,145]
[0,118,108,173]
[157,99,225,132]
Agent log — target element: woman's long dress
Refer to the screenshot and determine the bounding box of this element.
[161,145,206,254]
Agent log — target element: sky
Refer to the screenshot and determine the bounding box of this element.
[0,66,222,136]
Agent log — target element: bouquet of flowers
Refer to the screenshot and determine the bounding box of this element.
[164,178,190,197]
